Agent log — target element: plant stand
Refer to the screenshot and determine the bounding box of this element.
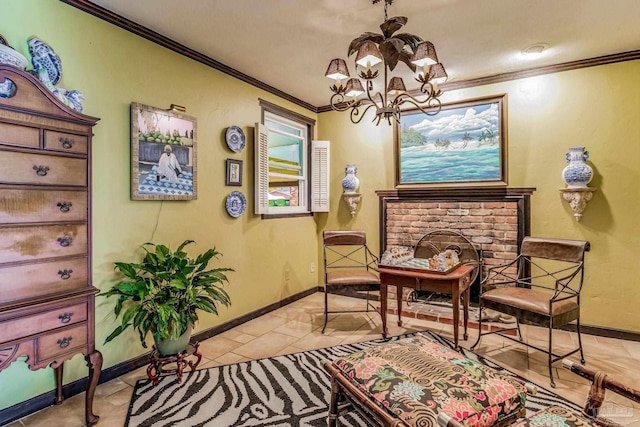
[146,342,202,385]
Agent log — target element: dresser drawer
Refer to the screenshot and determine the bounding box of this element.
[0,257,88,302]
[0,302,87,342]
[37,323,87,361]
[0,189,87,224]
[0,151,86,186]
[44,130,88,155]
[0,224,87,264]
[0,122,40,148]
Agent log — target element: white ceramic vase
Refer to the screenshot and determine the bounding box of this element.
[341,164,360,194]
[562,147,593,188]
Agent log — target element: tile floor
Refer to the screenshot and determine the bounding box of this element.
[6,293,640,427]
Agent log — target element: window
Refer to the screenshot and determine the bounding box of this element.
[255,100,329,217]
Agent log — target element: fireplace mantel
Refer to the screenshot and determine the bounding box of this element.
[376,187,536,258]
[375,187,536,200]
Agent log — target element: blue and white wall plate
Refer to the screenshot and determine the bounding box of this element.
[226,191,247,218]
[225,126,246,152]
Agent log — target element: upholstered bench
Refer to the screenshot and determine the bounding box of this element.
[324,333,528,427]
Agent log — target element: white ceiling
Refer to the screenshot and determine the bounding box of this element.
[90,0,640,108]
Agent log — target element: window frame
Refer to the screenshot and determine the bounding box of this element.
[258,99,316,218]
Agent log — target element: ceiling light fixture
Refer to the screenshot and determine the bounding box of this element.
[521,43,549,56]
[325,0,448,125]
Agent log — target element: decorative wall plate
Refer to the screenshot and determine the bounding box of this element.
[225,126,246,152]
[225,190,247,218]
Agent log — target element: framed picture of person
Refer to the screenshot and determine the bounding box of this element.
[130,102,197,200]
[225,159,243,186]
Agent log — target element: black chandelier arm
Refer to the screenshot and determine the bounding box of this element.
[363,81,385,111]
[350,103,377,124]
[329,92,362,112]
[393,91,442,116]
[419,80,445,99]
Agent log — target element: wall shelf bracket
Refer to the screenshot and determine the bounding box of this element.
[342,193,361,218]
[560,187,595,221]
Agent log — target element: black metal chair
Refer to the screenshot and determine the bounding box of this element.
[322,230,380,334]
[471,236,590,387]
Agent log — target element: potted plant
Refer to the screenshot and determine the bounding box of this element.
[101,239,232,355]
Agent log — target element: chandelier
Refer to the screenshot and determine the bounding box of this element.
[324,0,448,125]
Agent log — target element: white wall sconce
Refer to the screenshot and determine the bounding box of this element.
[560,188,595,221]
[343,193,361,218]
[560,147,595,221]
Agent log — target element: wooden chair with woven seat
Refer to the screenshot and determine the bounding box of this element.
[322,230,380,334]
[471,236,590,387]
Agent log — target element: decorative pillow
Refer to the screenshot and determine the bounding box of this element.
[332,333,526,427]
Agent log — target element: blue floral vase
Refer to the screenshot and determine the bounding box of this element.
[341,164,360,194]
[562,147,593,188]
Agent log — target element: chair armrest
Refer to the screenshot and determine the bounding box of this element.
[480,256,521,286]
[365,245,379,270]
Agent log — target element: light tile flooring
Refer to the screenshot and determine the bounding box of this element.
[7,293,640,427]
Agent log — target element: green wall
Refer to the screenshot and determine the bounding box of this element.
[319,61,640,333]
[2,0,639,414]
[0,0,322,410]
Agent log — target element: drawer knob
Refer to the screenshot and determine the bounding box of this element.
[57,202,73,213]
[58,312,74,324]
[58,269,73,280]
[33,165,50,176]
[59,137,75,149]
[57,236,73,247]
[57,337,72,349]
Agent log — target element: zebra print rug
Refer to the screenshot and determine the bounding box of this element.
[125,331,580,427]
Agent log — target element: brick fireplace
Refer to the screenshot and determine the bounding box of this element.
[375,188,535,326]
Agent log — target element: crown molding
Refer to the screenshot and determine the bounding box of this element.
[60,0,318,113]
[317,49,640,113]
[60,1,640,116]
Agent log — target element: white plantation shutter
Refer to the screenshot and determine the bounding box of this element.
[310,140,330,212]
[254,122,269,214]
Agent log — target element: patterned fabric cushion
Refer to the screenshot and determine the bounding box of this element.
[332,333,526,427]
[512,406,614,427]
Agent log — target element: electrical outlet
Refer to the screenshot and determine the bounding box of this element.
[310,262,315,273]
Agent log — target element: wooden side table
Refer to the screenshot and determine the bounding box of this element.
[146,342,202,385]
[378,264,473,349]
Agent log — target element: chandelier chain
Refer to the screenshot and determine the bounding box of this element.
[373,0,394,20]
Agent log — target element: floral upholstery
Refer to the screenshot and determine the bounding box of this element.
[512,406,619,427]
[332,333,527,427]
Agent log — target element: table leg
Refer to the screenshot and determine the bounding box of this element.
[452,282,460,349]
[327,377,340,427]
[396,284,403,327]
[380,282,388,339]
[463,281,470,341]
[85,350,102,426]
[54,364,64,404]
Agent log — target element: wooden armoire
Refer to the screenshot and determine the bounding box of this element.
[0,63,102,425]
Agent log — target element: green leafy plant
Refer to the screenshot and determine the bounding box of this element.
[101,240,232,348]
